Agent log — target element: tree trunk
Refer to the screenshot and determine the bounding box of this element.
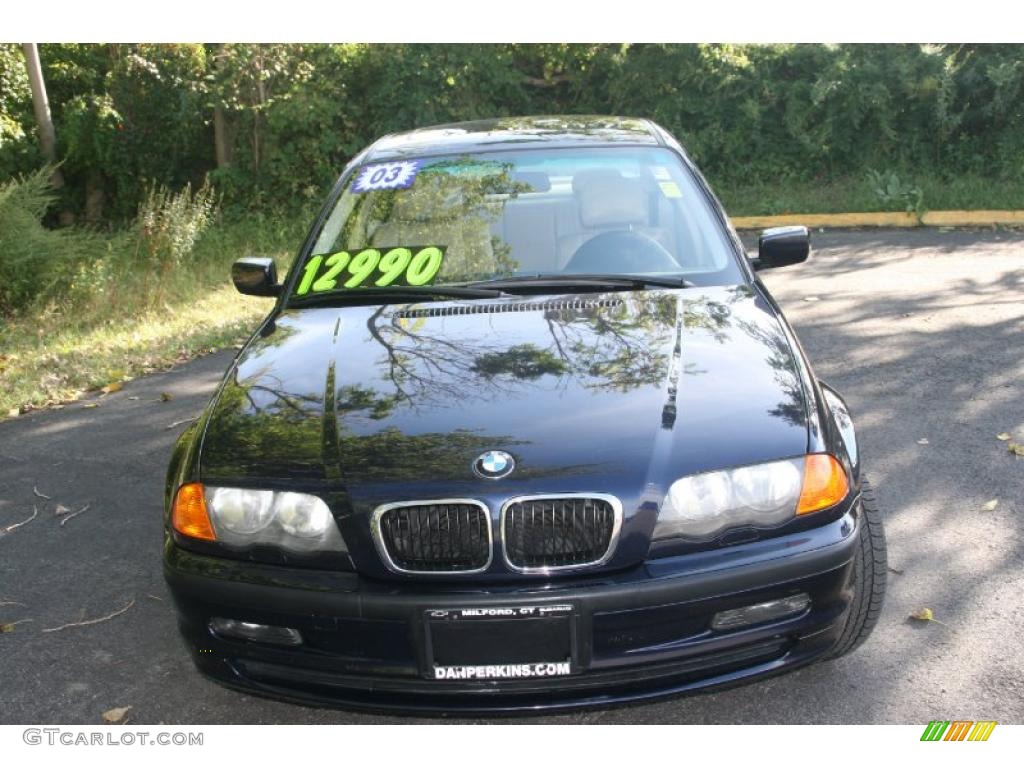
[22,43,64,188]
[252,46,265,174]
[212,44,232,169]
[214,103,232,168]
[84,173,106,222]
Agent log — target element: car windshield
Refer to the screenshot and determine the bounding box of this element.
[293,146,743,301]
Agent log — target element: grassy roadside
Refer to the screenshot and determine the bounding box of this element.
[0,214,302,419]
[2,171,1022,420]
[0,285,269,416]
[717,173,1024,217]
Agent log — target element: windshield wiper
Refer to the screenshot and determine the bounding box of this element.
[465,273,695,292]
[289,284,506,306]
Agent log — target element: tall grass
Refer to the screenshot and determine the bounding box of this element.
[134,180,217,306]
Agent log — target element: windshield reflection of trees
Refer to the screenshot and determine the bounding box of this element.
[421,116,656,145]
[335,155,531,283]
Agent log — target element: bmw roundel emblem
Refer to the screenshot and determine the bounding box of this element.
[473,450,515,480]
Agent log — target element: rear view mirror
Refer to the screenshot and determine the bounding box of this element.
[753,226,810,270]
[232,257,280,296]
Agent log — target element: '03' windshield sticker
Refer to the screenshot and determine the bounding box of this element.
[294,246,446,295]
[351,160,421,193]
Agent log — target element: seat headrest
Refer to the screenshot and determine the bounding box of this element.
[573,169,649,228]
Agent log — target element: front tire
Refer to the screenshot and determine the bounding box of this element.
[828,477,887,658]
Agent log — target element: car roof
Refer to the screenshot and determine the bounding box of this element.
[364,115,665,161]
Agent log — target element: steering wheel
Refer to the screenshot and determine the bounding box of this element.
[564,230,681,274]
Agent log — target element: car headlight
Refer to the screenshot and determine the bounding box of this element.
[209,487,275,535]
[652,455,848,541]
[171,483,347,554]
[274,491,334,538]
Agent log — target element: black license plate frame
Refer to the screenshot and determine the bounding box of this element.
[422,604,579,681]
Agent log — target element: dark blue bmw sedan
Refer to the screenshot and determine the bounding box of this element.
[164,116,886,713]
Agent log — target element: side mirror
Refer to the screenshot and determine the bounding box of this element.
[232,257,280,296]
[753,226,810,270]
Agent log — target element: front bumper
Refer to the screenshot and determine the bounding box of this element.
[164,510,858,715]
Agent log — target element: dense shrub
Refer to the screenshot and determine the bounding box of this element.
[0,44,42,181]
[0,43,1021,219]
[0,167,103,313]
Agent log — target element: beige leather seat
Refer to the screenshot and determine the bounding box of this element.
[556,169,676,269]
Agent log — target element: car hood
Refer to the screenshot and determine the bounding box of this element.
[200,286,810,515]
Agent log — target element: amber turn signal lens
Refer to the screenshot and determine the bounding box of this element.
[797,454,849,515]
[172,482,216,541]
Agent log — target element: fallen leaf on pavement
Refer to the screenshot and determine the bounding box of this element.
[102,706,132,723]
[82,403,99,409]
[159,392,173,402]
[1008,442,1024,457]
[996,432,1012,441]
[982,499,999,511]
[100,382,123,395]
[910,607,945,625]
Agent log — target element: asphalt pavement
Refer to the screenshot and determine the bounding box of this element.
[1,228,1022,724]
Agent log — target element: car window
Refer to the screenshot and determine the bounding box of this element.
[300,147,744,297]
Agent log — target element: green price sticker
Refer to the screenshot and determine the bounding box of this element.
[294,246,445,296]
